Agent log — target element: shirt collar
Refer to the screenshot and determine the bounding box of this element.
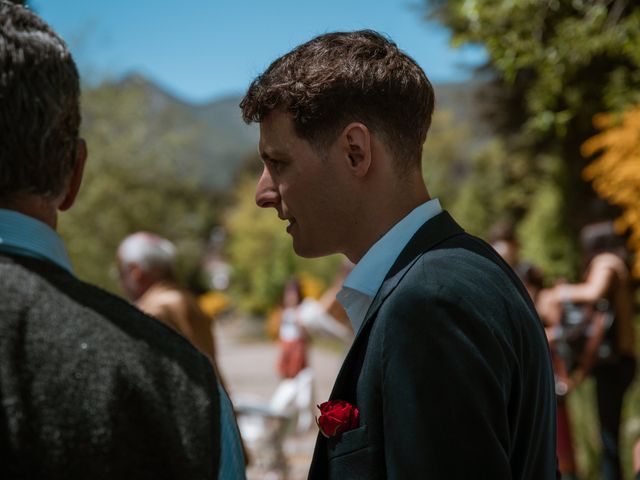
[344,198,441,297]
[0,208,74,274]
[338,198,442,331]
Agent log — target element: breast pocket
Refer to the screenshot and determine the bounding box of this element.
[327,425,376,479]
[328,424,369,458]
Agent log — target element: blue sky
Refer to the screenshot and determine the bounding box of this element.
[33,0,486,104]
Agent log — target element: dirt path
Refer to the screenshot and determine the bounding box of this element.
[215,317,347,479]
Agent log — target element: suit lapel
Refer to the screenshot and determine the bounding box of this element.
[329,210,464,400]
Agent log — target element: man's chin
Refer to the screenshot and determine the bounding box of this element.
[292,240,333,259]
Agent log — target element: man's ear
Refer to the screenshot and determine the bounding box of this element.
[129,262,146,284]
[341,123,372,177]
[59,138,87,212]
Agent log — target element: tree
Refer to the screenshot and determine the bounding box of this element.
[425,0,640,278]
[421,109,473,208]
[59,80,223,294]
[438,135,579,280]
[421,105,577,279]
[582,105,640,276]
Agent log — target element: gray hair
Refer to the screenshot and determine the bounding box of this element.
[118,232,176,272]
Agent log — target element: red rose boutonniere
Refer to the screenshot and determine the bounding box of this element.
[316,400,359,438]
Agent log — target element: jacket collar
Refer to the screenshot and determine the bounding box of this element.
[329,210,465,401]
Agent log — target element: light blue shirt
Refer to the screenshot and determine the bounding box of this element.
[218,384,246,479]
[337,199,442,333]
[0,208,73,273]
[0,208,245,478]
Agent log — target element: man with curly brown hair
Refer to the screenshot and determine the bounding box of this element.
[241,30,558,479]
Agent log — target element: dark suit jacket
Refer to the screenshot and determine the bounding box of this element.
[0,254,220,479]
[309,212,557,479]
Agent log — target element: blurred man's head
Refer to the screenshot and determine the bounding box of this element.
[489,223,520,268]
[0,1,85,215]
[117,232,176,301]
[579,220,628,267]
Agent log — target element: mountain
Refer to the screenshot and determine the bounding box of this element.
[84,74,259,191]
[85,74,487,191]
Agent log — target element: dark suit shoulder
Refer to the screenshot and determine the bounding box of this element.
[0,254,208,366]
[385,234,524,306]
[376,232,547,377]
[368,233,556,479]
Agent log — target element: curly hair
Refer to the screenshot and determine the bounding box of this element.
[0,1,81,200]
[240,30,434,173]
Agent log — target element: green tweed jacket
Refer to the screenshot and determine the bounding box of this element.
[0,254,220,479]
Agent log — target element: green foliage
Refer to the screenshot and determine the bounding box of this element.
[517,177,581,282]
[567,381,603,480]
[59,81,223,294]
[425,0,640,279]
[428,1,640,133]
[223,173,342,315]
[451,143,579,280]
[448,139,532,235]
[423,109,578,279]
[421,109,473,207]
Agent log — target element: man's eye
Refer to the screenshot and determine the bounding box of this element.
[268,160,284,172]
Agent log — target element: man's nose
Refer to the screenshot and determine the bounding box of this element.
[255,166,280,209]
